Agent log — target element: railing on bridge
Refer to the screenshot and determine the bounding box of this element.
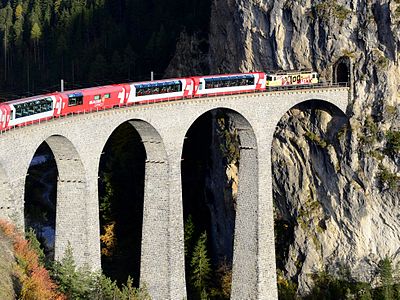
[0,82,349,135]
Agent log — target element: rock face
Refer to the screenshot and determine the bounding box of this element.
[167,0,400,295]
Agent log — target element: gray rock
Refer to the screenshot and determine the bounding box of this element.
[167,0,400,295]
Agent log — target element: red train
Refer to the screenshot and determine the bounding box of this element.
[0,71,318,131]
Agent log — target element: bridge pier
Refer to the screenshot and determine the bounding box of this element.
[140,159,170,297]
[8,177,25,230]
[55,179,94,266]
[231,146,259,299]
[166,153,187,299]
[257,132,279,299]
[46,135,100,268]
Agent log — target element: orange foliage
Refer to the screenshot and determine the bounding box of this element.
[100,221,117,257]
[0,219,66,300]
[0,219,17,237]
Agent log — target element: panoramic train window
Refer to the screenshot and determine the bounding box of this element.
[204,75,255,89]
[14,98,53,119]
[135,81,182,96]
[68,93,83,106]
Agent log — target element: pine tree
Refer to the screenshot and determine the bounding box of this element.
[184,214,195,258]
[25,227,45,265]
[13,3,24,47]
[100,172,114,223]
[123,43,136,79]
[89,53,107,81]
[378,257,395,300]
[51,243,93,299]
[0,2,13,80]
[191,231,211,300]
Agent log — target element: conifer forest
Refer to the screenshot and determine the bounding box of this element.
[0,0,210,100]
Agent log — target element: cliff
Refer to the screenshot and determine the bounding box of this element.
[167,0,400,294]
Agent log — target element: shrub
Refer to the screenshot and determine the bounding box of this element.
[386,130,400,156]
[315,0,351,22]
[305,131,328,148]
[378,164,399,190]
[51,243,151,300]
[277,269,298,300]
[359,116,379,146]
[306,271,372,300]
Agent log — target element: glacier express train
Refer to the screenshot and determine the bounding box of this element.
[0,70,318,131]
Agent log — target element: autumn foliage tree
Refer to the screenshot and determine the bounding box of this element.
[0,219,65,300]
[100,221,117,257]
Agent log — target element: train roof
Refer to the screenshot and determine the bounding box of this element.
[266,70,317,75]
[133,80,183,88]
[4,93,55,105]
[192,72,262,79]
[2,84,123,105]
[61,84,122,96]
[127,77,187,86]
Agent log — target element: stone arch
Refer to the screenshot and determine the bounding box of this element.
[333,56,351,85]
[38,135,88,265]
[181,107,258,299]
[279,99,348,124]
[0,162,11,220]
[271,99,348,294]
[127,120,168,162]
[99,119,169,297]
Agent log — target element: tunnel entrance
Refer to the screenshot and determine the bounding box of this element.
[98,122,145,287]
[333,56,350,85]
[24,142,57,261]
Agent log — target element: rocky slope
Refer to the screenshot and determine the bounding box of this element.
[0,230,16,299]
[167,0,400,294]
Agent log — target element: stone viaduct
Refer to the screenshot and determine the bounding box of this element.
[0,87,349,299]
